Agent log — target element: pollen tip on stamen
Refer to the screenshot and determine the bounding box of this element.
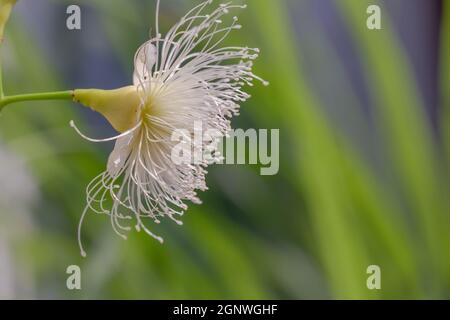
[80,250,87,258]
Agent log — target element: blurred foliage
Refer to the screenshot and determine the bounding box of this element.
[0,0,449,299]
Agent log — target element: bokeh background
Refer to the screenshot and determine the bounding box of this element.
[0,0,449,299]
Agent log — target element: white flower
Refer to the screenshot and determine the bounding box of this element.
[71,0,267,257]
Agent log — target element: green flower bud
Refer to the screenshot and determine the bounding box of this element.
[0,0,17,41]
[73,86,141,133]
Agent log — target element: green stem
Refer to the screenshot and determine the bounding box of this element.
[0,90,74,111]
[0,52,4,98]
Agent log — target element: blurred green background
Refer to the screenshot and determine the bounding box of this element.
[0,0,449,299]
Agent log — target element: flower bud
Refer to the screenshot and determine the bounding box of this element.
[73,86,141,132]
[0,0,17,41]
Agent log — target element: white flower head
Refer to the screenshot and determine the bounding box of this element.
[72,0,267,257]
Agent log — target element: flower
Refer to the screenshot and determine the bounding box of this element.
[72,0,267,257]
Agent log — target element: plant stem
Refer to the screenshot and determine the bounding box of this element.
[0,52,4,98]
[0,90,74,111]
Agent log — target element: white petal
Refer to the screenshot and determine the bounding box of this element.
[107,133,134,177]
